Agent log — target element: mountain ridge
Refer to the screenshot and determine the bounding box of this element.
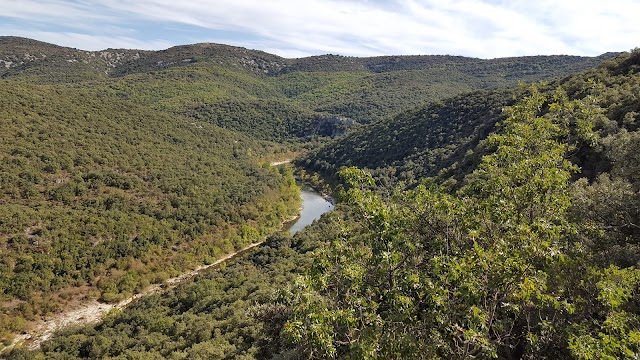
[0,36,621,79]
[0,36,619,127]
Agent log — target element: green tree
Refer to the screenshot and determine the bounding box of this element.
[281,85,639,359]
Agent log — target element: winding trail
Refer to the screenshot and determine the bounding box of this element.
[4,242,265,352]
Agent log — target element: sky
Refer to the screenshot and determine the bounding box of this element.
[1,0,639,59]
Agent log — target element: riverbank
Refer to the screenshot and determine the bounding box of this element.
[3,178,335,353]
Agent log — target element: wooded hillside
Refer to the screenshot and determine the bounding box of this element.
[5,43,639,359]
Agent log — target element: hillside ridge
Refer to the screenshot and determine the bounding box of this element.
[0,36,620,78]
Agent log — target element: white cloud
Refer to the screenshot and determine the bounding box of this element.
[0,27,174,51]
[1,0,639,57]
[2,0,99,19]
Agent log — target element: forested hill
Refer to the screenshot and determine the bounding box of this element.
[0,80,301,343]
[0,36,616,78]
[0,37,618,129]
[300,50,640,186]
[298,88,514,185]
[11,49,640,359]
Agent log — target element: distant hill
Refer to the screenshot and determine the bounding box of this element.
[0,37,144,82]
[0,36,617,79]
[300,50,640,188]
[0,36,619,133]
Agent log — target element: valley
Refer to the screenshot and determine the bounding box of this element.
[4,182,332,352]
[1,36,639,359]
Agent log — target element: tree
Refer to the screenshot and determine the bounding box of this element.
[281,85,640,359]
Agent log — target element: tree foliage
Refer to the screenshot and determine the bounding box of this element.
[0,81,301,343]
[282,86,640,359]
[1,38,638,358]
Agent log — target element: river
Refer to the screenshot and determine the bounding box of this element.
[286,184,334,234]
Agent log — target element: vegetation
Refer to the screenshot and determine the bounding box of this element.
[298,88,515,186]
[0,80,300,342]
[15,66,640,358]
[284,86,637,359]
[282,52,640,358]
[301,51,640,189]
[2,36,616,135]
[5,217,344,360]
[2,36,639,358]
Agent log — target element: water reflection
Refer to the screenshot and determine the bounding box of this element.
[287,185,334,234]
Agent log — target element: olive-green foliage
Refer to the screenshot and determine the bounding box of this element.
[0,80,301,342]
[8,216,343,359]
[1,36,617,141]
[271,54,616,125]
[301,50,640,189]
[282,86,640,359]
[299,89,514,186]
[190,98,321,141]
[268,53,619,125]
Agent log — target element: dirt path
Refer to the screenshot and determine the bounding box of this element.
[3,241,264,352]
[269,159,292,166]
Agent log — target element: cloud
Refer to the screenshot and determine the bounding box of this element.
[1,0,639,57]
[0,26,174,51]
[2,0,105,20]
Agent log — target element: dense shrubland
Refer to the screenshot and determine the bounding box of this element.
[281,52,640,358]
[284,84,640,359]
[11,51,640,359]
[0,80,300,342]
[301,50,640,189]
[1,37,637,358]
[2,36,616,134]
[5,216,344,359]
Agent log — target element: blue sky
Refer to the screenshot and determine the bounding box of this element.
[1,0,639,58]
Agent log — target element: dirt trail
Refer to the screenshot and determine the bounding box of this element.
[269,159,292,166]
[4,241,264,352]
